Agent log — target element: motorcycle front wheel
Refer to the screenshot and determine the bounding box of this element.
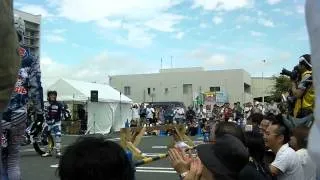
[33,133,54,155]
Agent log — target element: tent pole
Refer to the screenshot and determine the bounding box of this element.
[120,92,122,123]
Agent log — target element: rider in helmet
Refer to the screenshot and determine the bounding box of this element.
[42,90,63,157]
[1,14,44,180]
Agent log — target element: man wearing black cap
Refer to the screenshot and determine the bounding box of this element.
[169,134,249,180]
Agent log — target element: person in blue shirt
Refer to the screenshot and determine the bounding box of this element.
[1,14,44,180]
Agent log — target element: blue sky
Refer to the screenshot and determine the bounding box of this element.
[15,0,308,83]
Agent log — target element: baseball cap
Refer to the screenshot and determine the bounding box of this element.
[196,134,249,178]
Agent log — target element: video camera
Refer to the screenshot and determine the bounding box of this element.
[280,65,299,80]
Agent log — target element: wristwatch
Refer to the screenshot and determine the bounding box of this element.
[179,172,189,179]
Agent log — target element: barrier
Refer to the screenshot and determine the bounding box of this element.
[120,125,194,161]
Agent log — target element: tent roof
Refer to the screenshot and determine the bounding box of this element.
[47,78,132,103]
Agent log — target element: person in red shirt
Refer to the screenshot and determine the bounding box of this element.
[223,103,233,122]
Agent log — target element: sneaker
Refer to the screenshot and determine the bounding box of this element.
[56,152,62,158]
[42,152,52,157]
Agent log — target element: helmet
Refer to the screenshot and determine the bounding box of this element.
[14,14,25,45]
[47,90,57,97]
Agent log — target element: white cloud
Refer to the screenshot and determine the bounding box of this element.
[52,29,67,34]
[187,49,226,66]
[145,13,184,32]
[192,0,253,11]
[55,0,182,22]
[19,4,52,18]
[204,54,226,66]
[41,51,158,83]
[52,0,185,46]
[71,43,80,48]
[296,5,304,14]
[257,10,264,16]
[258,18,274,27]
[45,35,66,43]
[279,52,292,61]
[175,32,185,39]
[96,18,123,29]
[115,26,154,48]
[236,15,255,23]
[272,8,293,16]
[267,0,281,5]
[212,16,223,24]
[250,31,265,37]
[200,23,208,28]
[236,25,241,29]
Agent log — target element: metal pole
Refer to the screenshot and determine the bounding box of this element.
[120,92,122,122]
[171,56,173,68]
[262,60,266,104]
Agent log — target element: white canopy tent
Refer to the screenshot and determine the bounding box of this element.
[47,78,132,134]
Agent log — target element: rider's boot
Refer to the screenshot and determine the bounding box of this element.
[55,135,62,158]
[42,151,52,157]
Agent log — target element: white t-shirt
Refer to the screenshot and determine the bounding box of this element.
[131,108,140,119]
[271,143,304,180]
[146,108,154,119]
[198,108,207,118]
[174,108,185,119]
[296,149,317,180]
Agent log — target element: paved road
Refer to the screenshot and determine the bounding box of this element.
[20,134,203,180]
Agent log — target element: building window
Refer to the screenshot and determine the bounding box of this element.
[210,86,220,92]
[183,84,192,94]
[244,83,251,93]
[124,86,131,96]
[147,88,151,95]
[164,88,169,94]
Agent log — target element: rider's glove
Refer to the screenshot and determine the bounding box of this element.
[36,113,44,123]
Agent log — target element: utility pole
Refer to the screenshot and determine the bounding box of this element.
[262,60,266,104]
[171,56,173,68]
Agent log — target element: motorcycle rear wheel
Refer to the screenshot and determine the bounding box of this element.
[33,134,54,155]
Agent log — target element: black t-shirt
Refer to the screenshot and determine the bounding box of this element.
[238,161,273,180]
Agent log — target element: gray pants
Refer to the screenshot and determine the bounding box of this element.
[282,114,314,129]
[0,112,3,179]
[2,144,20,180]
[1,112,26,180]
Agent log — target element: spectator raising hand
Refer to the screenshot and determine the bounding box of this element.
[183,158,203,180]
[168,148,191,174]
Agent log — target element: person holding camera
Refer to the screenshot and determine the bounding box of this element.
[291,54,314,118]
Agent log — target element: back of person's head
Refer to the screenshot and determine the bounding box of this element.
[249,113,263,126]
[58,137,134,180]
[292,125,310,149]
[245,131,265,163]
[270,115,291,144]
[215,122,245,144]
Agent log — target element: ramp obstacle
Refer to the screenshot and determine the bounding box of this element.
[120,125,195,166]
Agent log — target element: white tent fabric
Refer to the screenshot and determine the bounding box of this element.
[47,78,132,134]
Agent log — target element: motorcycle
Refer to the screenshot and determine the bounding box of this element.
[22,119,54,156]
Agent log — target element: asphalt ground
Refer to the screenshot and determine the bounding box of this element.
[20,134,203,180]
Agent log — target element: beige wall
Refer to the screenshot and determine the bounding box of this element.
[251,77,275,98]
[110,68,254,106]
